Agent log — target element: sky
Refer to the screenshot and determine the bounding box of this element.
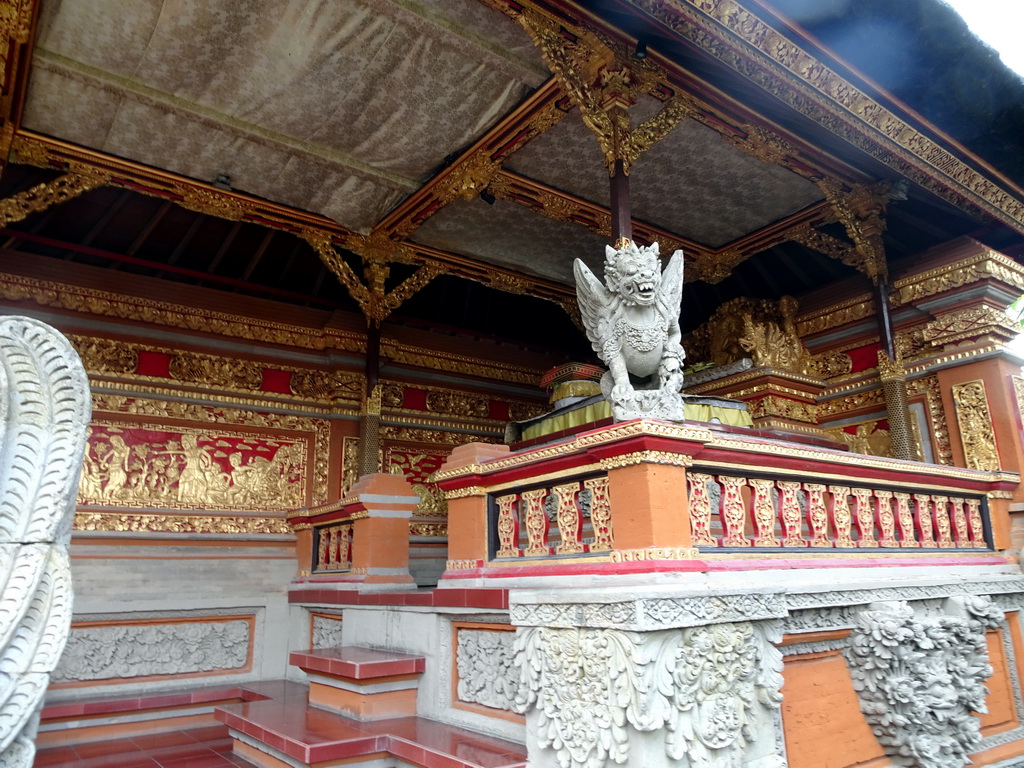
[942,0,1024,77]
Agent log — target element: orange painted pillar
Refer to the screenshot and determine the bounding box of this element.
[346,473,419,586]
[438,442,510,569]
[605,459,692,551]
[293,525,313,577]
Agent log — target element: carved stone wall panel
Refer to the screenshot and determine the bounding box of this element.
[53,614,254,685]
[455,625,519,713]
[311,613,344,650]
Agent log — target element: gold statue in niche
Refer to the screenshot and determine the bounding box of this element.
[686,296,810,373]
[78,425,305,510]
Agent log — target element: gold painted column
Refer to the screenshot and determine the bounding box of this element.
[357,324,382,478]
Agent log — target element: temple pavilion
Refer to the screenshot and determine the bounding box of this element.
[2,0,1024,767]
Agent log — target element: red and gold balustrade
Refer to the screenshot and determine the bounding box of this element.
[434,421,1019,578]
[288,473,420,587]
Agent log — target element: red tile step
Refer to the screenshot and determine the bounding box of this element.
[289,646,426,679]
[215,682,525,768]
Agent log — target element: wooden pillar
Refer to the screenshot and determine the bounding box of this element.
[873,278,914,461]
[358,324,382,477]
[610,158,632,244]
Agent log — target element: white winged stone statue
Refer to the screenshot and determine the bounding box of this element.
[0,317,90,767]
[574,240,686,421]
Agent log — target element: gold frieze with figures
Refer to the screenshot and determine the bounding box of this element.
[79,422,309,512]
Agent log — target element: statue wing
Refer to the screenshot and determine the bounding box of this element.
[659,248,685,319]
[574,257,615,356]
[0,317,91,767]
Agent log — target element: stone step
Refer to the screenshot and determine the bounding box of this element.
[290,646,428,720]
[216,681,526,768]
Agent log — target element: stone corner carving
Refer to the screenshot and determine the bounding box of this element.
[0,317,91,767]
[574,240,687,421]
[845,596,1004,768]
[514,620,785,768]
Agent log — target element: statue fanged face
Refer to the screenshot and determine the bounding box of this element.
[605,242,661,306]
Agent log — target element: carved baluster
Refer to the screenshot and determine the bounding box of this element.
[851,488,877,547]
[949,497,970,547]
[495,493,521,558]
[553,482,584,555]
[804,483,831,547]
[777,481,806,547]
[913,493,936,546]
[892,492,918,548]
[328,527,339,568]
[720,476,749,547]
[338,524,352,569]
[874,490,899,547]
[522,488,550,556]
[932,495,954,548]
[965,498,985,547]
[749,478,779,547]
[584,476,614,552]
[828,485,856,548]
[687,472,717,547]
[317,528,328,571]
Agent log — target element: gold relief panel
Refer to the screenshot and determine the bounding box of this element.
[425,390,489,419]
[906,375,953,466]
[951,380,1001,472]
[380,425,500,447]
[289,370,363,404]
[892,251,1024,306]
[79,422,308,512]
[89,394,330,505]
[68,335,139,375]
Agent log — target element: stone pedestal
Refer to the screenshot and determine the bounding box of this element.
[509,587,789,768]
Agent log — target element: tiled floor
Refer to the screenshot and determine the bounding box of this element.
[34,724,259,768]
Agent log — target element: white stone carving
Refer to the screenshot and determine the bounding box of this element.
[510,590,787,631]
[845,596,1004,768]
[0,317,90,768]
[53,618,250,682]
[456,628,518,712]
[575,241,686,421]
[514,622,784,768]
[312,614,344,649]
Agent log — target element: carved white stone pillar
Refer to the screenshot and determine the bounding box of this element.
[510,588,789,768]
[0,318,91,767]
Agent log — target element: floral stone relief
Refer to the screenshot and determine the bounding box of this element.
[513,621,785,768]
[845,596,1004,768]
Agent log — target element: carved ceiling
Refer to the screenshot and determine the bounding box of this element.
[0,0,1020,342]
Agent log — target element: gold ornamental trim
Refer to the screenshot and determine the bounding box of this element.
[632,0,1024,232]
[610,547,699,561]
[796,296,873,338]
[443,486,487,500]
[382,340,545,386]
[0,270,359,351]
[598,451,694,470]
[892,250,1024,306]
[74,511,292,535]
[445,559,481,570]
[989,490,1015,500]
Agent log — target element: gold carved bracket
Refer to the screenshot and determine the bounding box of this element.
[504,2,694,174]
[304,232,442,327]
[818,179,893,283]
[0,170,107,227]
